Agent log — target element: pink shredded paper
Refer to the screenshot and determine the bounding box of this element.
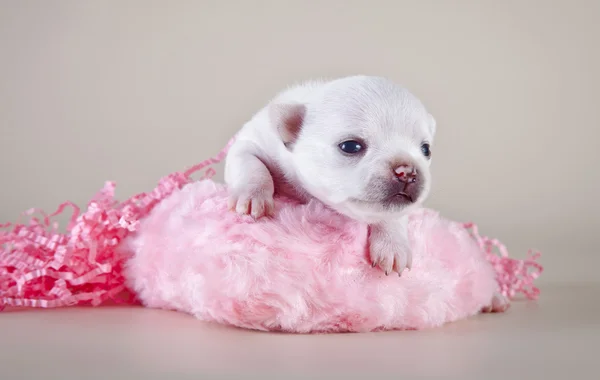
[0,137,542,311]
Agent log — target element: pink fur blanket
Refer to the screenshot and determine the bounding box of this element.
[0,138,543,333]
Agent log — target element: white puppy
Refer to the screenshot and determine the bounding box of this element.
[224,74,511,311]
[224,75,435,276]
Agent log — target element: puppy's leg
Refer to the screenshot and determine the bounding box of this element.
[369,215,412,276]
[224,143,275,219]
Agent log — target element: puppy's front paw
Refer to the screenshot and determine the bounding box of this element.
[482,292,510,313]
[368,225,412,276]
[228,186,275,219]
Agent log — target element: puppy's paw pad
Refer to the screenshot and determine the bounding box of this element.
[482,292,510,313]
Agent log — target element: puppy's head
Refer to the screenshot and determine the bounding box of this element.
[270,76,437,223]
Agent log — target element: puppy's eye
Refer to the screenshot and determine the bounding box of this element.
[421,143,431,158]
[339,140,364,154]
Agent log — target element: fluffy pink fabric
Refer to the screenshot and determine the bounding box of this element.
[122,179,500,333]
[0,136,542,331]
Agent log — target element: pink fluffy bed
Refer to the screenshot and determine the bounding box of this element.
[0,138,543,333]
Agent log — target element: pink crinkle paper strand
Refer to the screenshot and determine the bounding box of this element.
[0,137,543,310]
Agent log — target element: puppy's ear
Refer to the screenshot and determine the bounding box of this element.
[269,103,306,146]
[427,114,437,137]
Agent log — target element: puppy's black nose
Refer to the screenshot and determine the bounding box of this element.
[393,165,418,183]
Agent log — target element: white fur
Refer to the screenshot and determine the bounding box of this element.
[224,75,437,275]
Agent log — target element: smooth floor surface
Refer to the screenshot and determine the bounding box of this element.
[1,282,599,380]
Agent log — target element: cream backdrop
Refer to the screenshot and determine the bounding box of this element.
[1,0,598,284]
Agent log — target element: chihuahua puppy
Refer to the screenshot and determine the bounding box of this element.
[224,75,510,312]
[224,75,435,277]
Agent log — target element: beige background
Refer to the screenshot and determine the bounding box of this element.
[3,0,599,284]
[1,1,600,379]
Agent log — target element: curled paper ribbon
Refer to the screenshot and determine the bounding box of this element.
[463,223,543,300]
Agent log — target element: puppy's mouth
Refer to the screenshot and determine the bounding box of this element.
[390,192,413,203]
[349,192,415,208]
[346,176,425,211]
